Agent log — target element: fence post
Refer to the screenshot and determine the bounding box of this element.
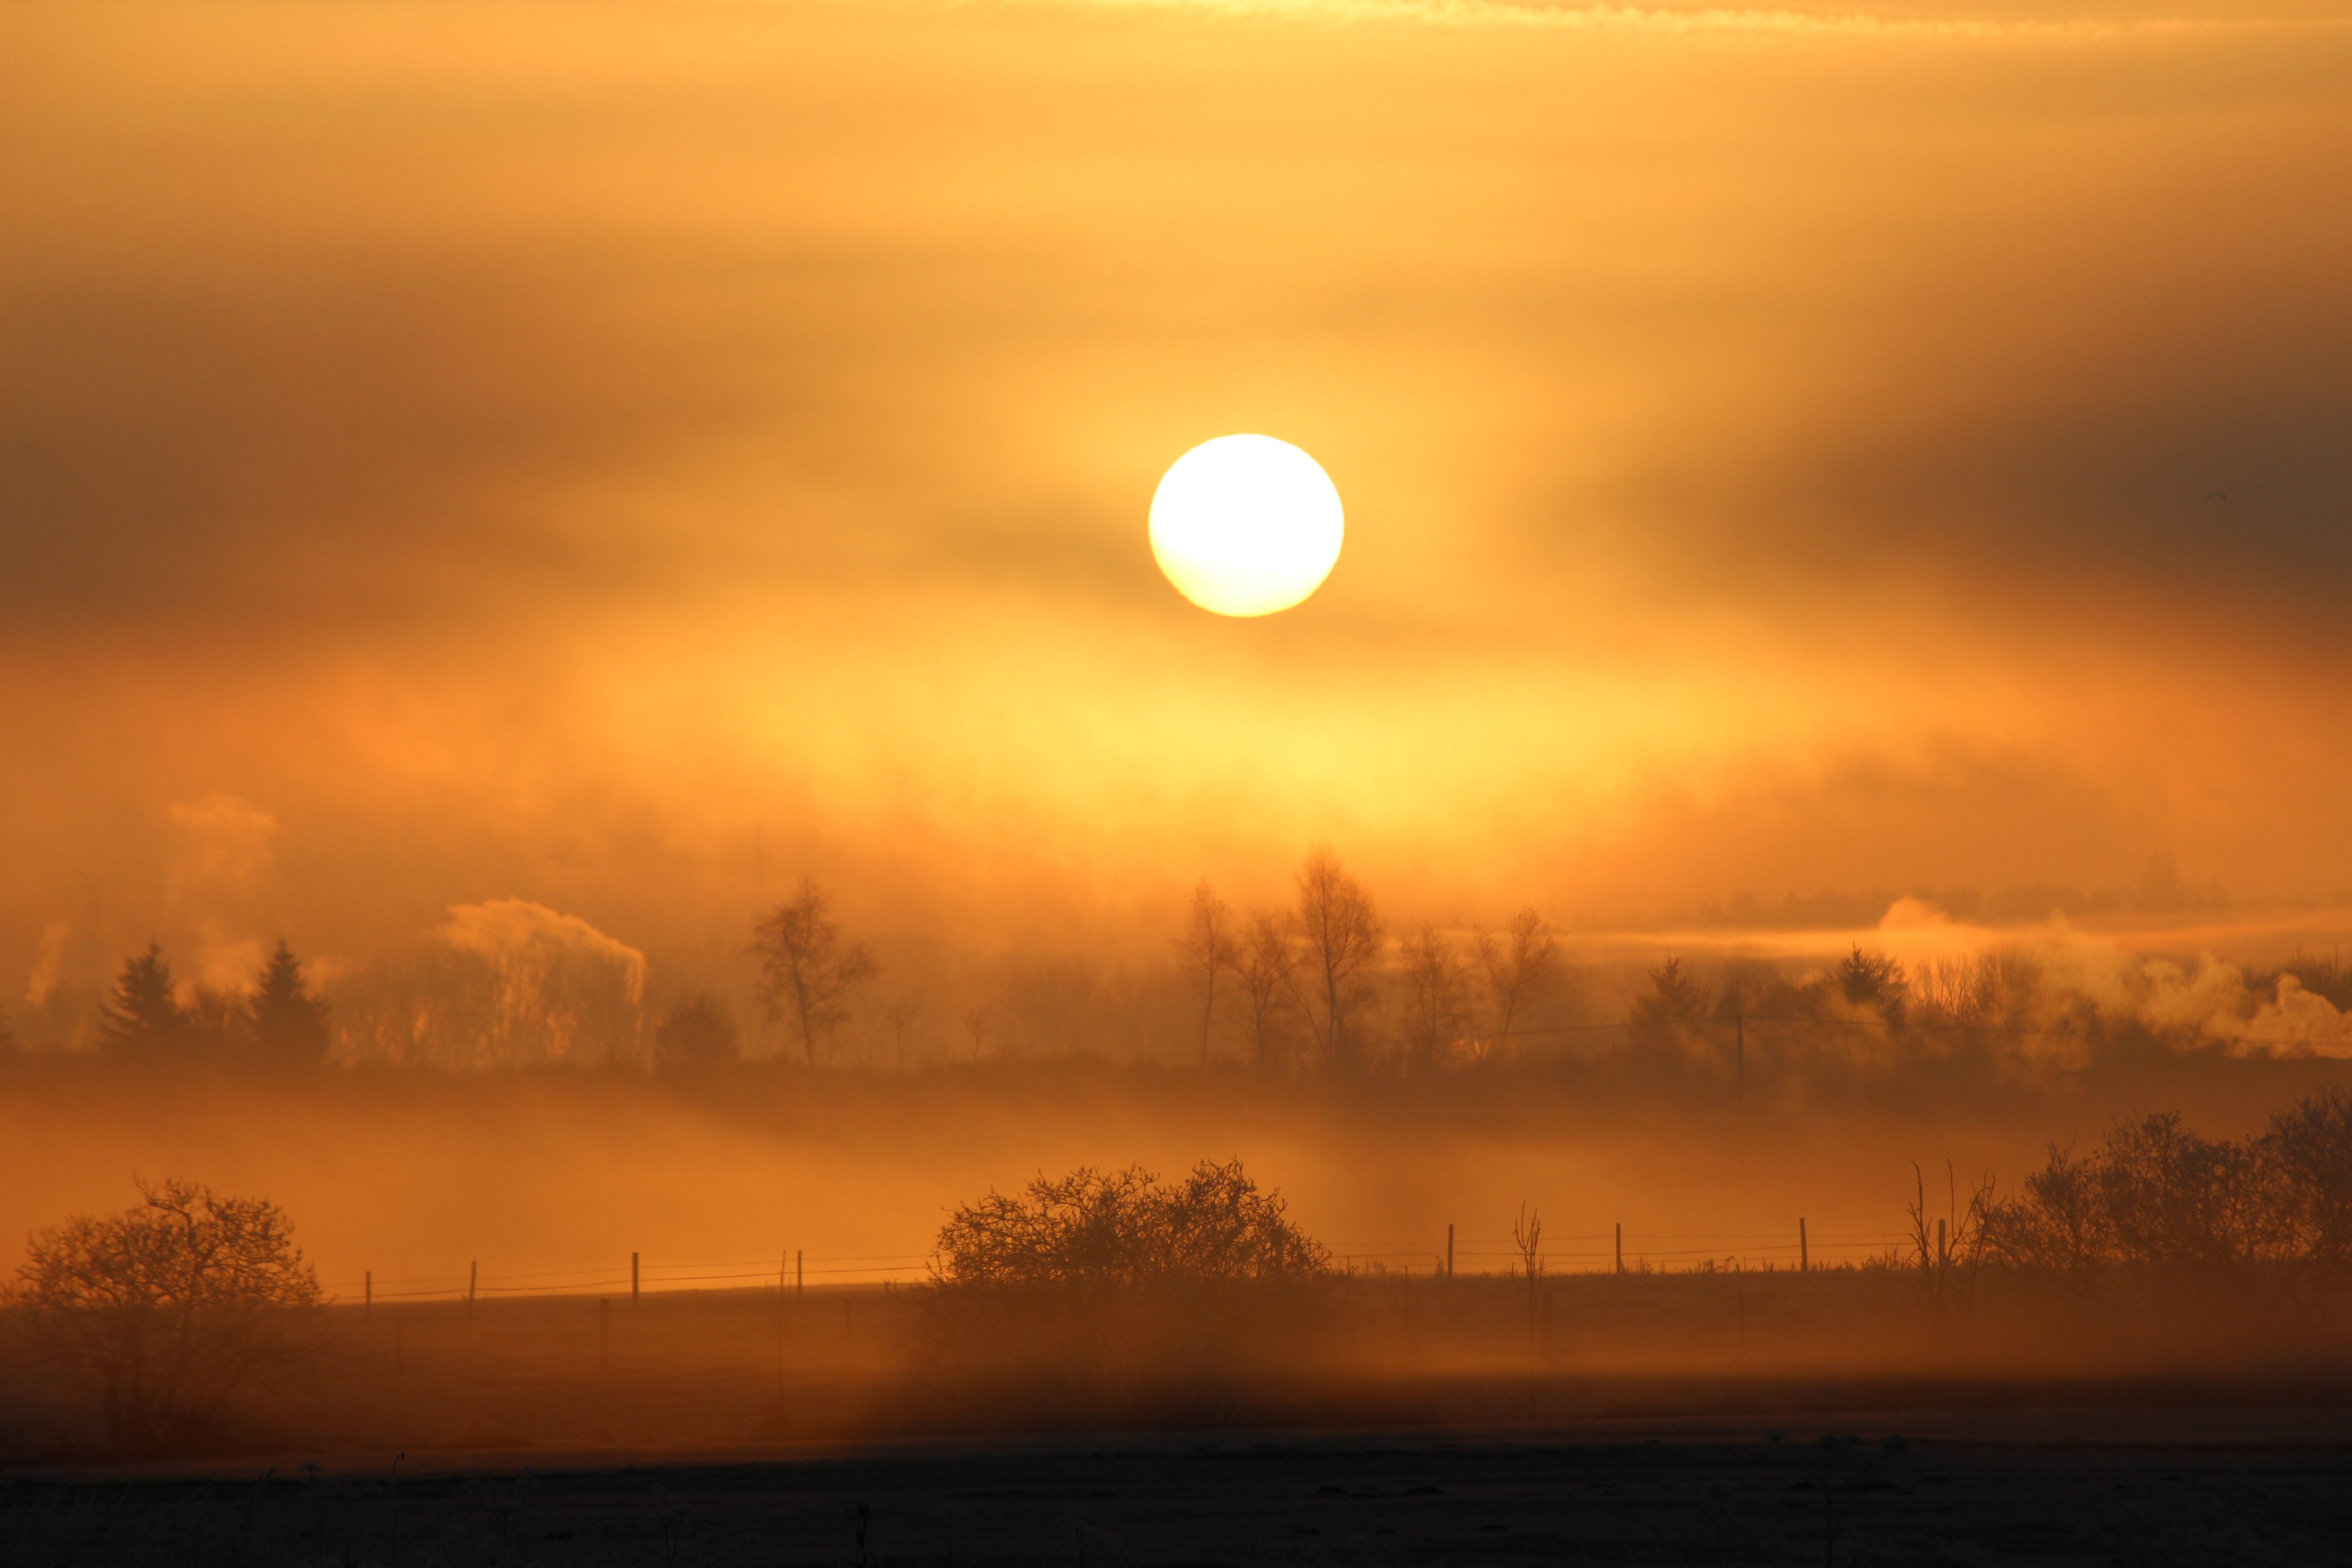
[1735,1014,1746,1158]
[797,1250,804,1299]
[468,1260,477,1313]
[1446,1224,1455,1279]
[632,1251,640,1307]
[599,1298,610,1376]
[365,1270,372,1313]
[1799,1218,1808,1273]
[1615,1223,1623,1276]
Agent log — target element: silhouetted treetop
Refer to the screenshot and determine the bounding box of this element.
[1834,944,1907,1016]
[99,943,191,1055]
[1628,956,1710,1046]
[249,940,331,1066]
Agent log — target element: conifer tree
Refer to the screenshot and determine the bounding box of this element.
[98,944,191,1054]
[248,940,331,1065]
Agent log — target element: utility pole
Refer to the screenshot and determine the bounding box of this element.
[1615,1223,1624,1276]
[1735,1014,1746,1159]
[632,1251,640,1306]
[468,1260,477,1314]
[1799,1218,1809,1273]
[1446,1224,1455,1279]
[797,1250,805,1299]
[365,1270,372,1313]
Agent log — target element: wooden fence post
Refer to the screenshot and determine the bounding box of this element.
[1799,1218,1809,1273]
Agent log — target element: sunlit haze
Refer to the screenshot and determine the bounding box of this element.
[5,0,2352,1497]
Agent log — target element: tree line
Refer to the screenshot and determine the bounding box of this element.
[1970,1089,2352,1297]
[680,851,1568,1073]
[49,940,333,1067]
[32,849,2342,1072]
[1171,847,1560,1070]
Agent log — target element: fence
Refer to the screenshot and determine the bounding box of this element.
[1332,1226,1911,1276]
[330,1223,1914,1305]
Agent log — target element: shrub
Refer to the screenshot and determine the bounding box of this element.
[4,1178,323,1454]
[932,1159,1330,1288]
[1979,1093,2352,1302]
[921,1161,1337,1428]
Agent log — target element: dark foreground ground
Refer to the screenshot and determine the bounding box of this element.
[8,1411,2352,1568]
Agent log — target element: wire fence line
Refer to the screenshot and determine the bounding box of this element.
[326,1228,1915,1302]
[1499,1011,2323,1051]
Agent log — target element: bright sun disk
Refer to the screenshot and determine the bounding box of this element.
[1148,434,1343,617]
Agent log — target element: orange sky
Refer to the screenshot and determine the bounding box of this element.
[5,0,2351,981]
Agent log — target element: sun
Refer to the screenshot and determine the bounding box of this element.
[1148,435,1344,617]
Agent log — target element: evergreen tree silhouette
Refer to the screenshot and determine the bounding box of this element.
[248,940,330,1066]
[99,944,191,1054]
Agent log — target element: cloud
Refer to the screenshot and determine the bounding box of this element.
[436,900,647,1006]
[165,794,277,905]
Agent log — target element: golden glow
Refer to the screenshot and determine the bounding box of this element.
[1147,436,1344,618]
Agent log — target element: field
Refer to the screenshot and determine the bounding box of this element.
[10,1411,2352,1566]
[12,1269,2352,1565]
[10,1267,2349,1461]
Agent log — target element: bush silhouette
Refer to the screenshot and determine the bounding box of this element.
[5,1178,323,1454]
[1980,1092,2352,1303]
[932,1159,1330,1288]
[921,1161,1337,1428]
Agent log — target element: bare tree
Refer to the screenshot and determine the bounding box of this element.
[1511,1202,1544,1348]
[884,993,924,1072]
[1174,881,1236,1068]
[2263,1086,2352,1303]
[963,1004,995,1060]
[750,878,879,1066]
[5,1178,323,1455]
[1396,922,1469,1068]
[1288,848,1382,1067]
[1234,909,1298,1070]
[1472,906,1558,1059]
